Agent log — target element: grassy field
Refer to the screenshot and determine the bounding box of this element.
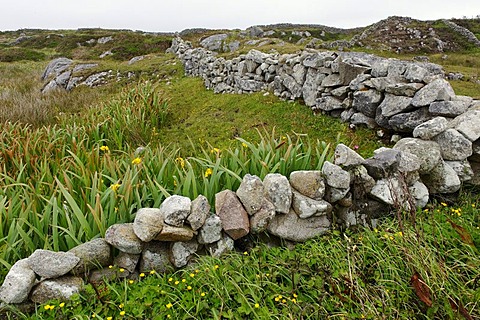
[0,26,479,318]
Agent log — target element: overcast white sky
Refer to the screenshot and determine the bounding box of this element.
[1,0,480,32]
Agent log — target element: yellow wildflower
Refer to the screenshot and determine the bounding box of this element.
[119,303,124,308]
[210,147,220,154]
[291,298,296,303]
[120,310,126,316]
[182,278,186,283]
[132,157,142,165]
[397,232,403,237]
[150,270,156,275]
[140,273,145,277]
[119,268,125,273]
[108,265,113,269]
[175,157,185,169]
[441,202,447,207]
[214,264,219,270]
[201,292,206,297]
[166,303,173,309]
[168,277,173,282]
[107,317,113,320]
[243,251,248,255]
[129,280,134,284]
[242,142,248,148]
[204,168,213,178]
[254,303,260,308]
[190,273,195,278]
[59,302,65,308]
[174,280,180,285]
[110,183,121,192]
[187,286,192,290]
[100,145,109,152]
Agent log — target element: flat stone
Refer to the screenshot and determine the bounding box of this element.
[0,259,36,304]
[449,110,480,141]
[30,276,83,304]
[289,170,325,200]
[267,209,331,242]
[160,195,191,227]
[385,82,424,97]
[133,208,164,242]
[215,190,250,240]
[338,60,370,85]
[334,144,365,168]
[236,174,264,215]
[198,214,222,244]
[315,96,344,112]
[388,107,432,133]
[350,113,377,129]
[187,195,210,231]
[105,223,143,254]
[28,249,80,279]
[155,224,195,242]
[321,74,342,87]
[69,238,111,275]
[263,173,293,214]
[429,100,470,117]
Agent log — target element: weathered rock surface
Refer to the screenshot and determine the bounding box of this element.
[250,198,276,233]
[105,223,143,254]
[69,238,111,275]
[322,161,350,189]
[412,117,448,140]
[187,195,210,231]
[263,173,293,214]
[215,190,250,240]
[334,144,365,168]
[133,208,164,242]
[198,214,223,244]
[171,240,199,268]
[161,195,191,227]
[207,234,235,257]
[289,170,325,200]
[236,174,265,215]
[113,252,140,274]
[394,138,442,174]
[140,242,172,273]
[411,78,455,107]
[422,160,461,193]
[292,191,332,219]
[433,129,472,160]
[28,250,80,279]
[30,276,83,304]
[267,210,330,242]
[0,259,36,304]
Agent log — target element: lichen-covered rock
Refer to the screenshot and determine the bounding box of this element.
[422,160,461,194]
[170,240,199,268]
[263,173,293,214]
[69,238,111,275]
[411,78,455,107]
[30,276,83,304]
[206,233,235,258]
[412,117,448,140]
[215,190,250,240]
[133,208,164,242]
[198,214,223,244]
[334,144,365,168]
[140,242,173,273]
[385,82,424,97]
[187,195,210,231]
[352,89,383,118]
[393,138,442,174]
[388,107,432,132]
[236,174,265,215]
[363,149,401,179]
[105,223,143,255]
[250,198,276,233]
[289,170,326,200]
[292,191,332,219]
[409,181,429,208]
[429,100,470,117]
[445,160,474,182]
[0,259,36,304]
[113,252,140,274]
[28,250,80,279]
[369,177,406,206]
[322,161,351,189]
[449,109,480,142]
[267,210,330,242]
[378,93,413,117]
[433,129,472,161]
[160,195,191,227]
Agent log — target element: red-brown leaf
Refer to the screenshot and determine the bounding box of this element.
[447,219,475,248]
[448,297,473,320]
[410,272,432,307]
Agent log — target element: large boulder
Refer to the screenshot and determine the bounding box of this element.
[215,190,250,240]
[263,173,293,214]
[198,214,223,244]
[289,170,325,200]
[334,144,365,168]
[140,242,173,273]
[105,223,143,255]
[393,138,442,174]
[133,208,164,242]
[411,78,456,107]
[28,250,80,279]
[170,240,199,268]
[200,34,228,51]
[378,93,413,117]
[352,89,383,118]
[187,195,210,231]
[449,109,480,142]
[41,57,73,80]
[433,129,472,161]
[160,195,191,227]
[422,160,461,194]
[0,259,36,304]
[388,107,432,132]
[412,117,448,140]
[236,174,265,215]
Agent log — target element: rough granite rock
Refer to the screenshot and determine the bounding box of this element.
[412,117,449,140]
[200,34,228,51]
[385,82,424,97]
[187,195,210,231]
[140,241,173,273]
[28,249,80,279]
[388,107,432,132]
[334,144,365,168]
[322,161,351,189]
[170,240,199,268]
[69,238,111,275]
[160,195,192,227]
[394,138,442,174]
[215,190,250,240]
[411,78,456,107]
[0,259,36,304]
[105,223,143,255]
[422,160,461,194]
[289,170,325,200]
[449,110,480,142]
[207,233,235,257]
[41,57,73,80]
[30,276,83,304]
[352,89,383,118]
[379,93,413,117]
[263,173,293,214]
[198,214,223,244]
[113,252,140,274]
[292,191,333,219]
[369,177,406,206]
[363,149,401,179]
[445,160,474,182]
[267,209,331,242]
[250,198,276,233]
[429,100,470,117]
[433,129,473,161]
[404,64,429,82]
[350,113,377,129]
[133,208,164,242]
[408,181,430,208]
[236,174,265,215]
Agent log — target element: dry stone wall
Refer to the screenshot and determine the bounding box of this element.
[2,38,480,307]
